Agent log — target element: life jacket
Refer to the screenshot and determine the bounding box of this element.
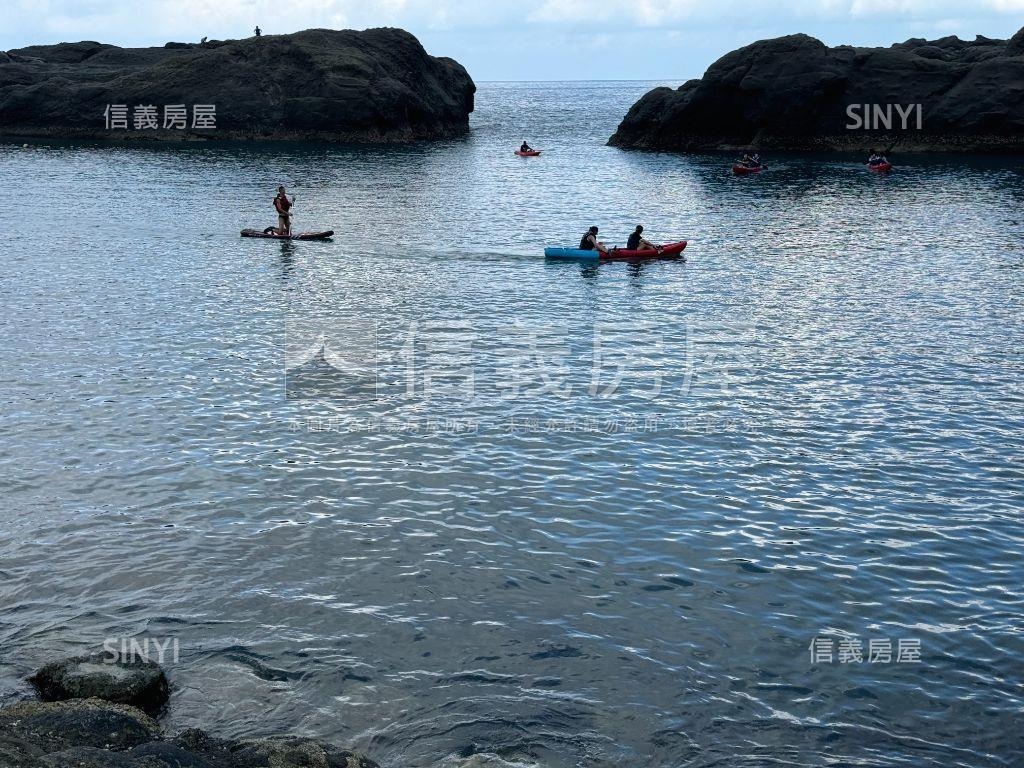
[274,194,290,214]
[627,232,641,250]
[579,233,595,250]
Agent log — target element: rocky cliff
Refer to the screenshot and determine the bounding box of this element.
[609,28,1024,153]
[0,28,475,141]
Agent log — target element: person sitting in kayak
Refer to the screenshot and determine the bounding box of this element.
[626,225,658,252]
[739,153,759,168]
[580,226,609,255]
[520,141,533,153]
[751,153,761,166]
[868,151,888,167]
[274,186,293,235]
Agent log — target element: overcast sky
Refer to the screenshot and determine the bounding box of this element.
[5,1,1024,80]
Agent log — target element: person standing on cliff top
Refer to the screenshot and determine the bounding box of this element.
[254,26,262,37]
[274,186,293,235]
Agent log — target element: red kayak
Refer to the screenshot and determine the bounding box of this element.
[733,164,763,174]
[515,149,541,157]
[868,162,893,172]
[241,228,334,240]
[604,240,687,260]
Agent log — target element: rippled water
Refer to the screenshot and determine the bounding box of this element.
[1,81,1024,767]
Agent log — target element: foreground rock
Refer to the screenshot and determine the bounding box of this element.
[609,28,1024,153]
[0,699,379,768]
[2,656,379,767]
[29,653,169,715]
[0,27,475,141]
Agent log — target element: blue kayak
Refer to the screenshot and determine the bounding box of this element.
[545,240,687,261]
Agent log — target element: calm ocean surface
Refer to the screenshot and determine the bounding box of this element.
[1,81,1023,767]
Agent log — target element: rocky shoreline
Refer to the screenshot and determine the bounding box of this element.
[609,28,1024,153]
[1,653,380,768]
[0,28,475,142]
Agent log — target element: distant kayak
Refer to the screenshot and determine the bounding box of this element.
[515,149,541,157]
[241,228,334,240]
[868,162,893,172]
[545,240,687,261]
[733,164,763,174]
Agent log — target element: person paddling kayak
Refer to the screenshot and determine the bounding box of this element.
[520,141,533,153]
[580,226,609,255]
[274,186,294,236]
[868,150,889,167]
[626,225,658,253]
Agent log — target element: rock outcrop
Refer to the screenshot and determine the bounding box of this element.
[2,656,379,767]
[0,28,475,141]
[609,29,1024,153]
[29,653,170,715]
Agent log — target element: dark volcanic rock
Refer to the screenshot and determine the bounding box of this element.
[0,27,475,141]
[0,699,160,753]
[0,701,379,768]
[4,657,380,766]
[609,28,1024,153]
[29,653,170,714]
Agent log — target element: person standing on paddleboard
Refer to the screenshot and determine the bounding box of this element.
[274,186,294,236]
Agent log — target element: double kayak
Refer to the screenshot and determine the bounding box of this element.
[733,164,763,174]
[241,228,334,240]
[868,162,893,172]
[545,241,687,261]
[515,149,541,157]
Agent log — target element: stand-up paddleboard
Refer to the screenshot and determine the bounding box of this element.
[545,240,687,261]
[241,228,334,241]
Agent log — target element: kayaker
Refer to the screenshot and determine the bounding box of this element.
[274,186,294,235]
[739,153,758,168]
[520,141,533,153]
[868,151,888,166]
[579,226,609,255]
[626,225,657,252]
[751,152,761,166]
